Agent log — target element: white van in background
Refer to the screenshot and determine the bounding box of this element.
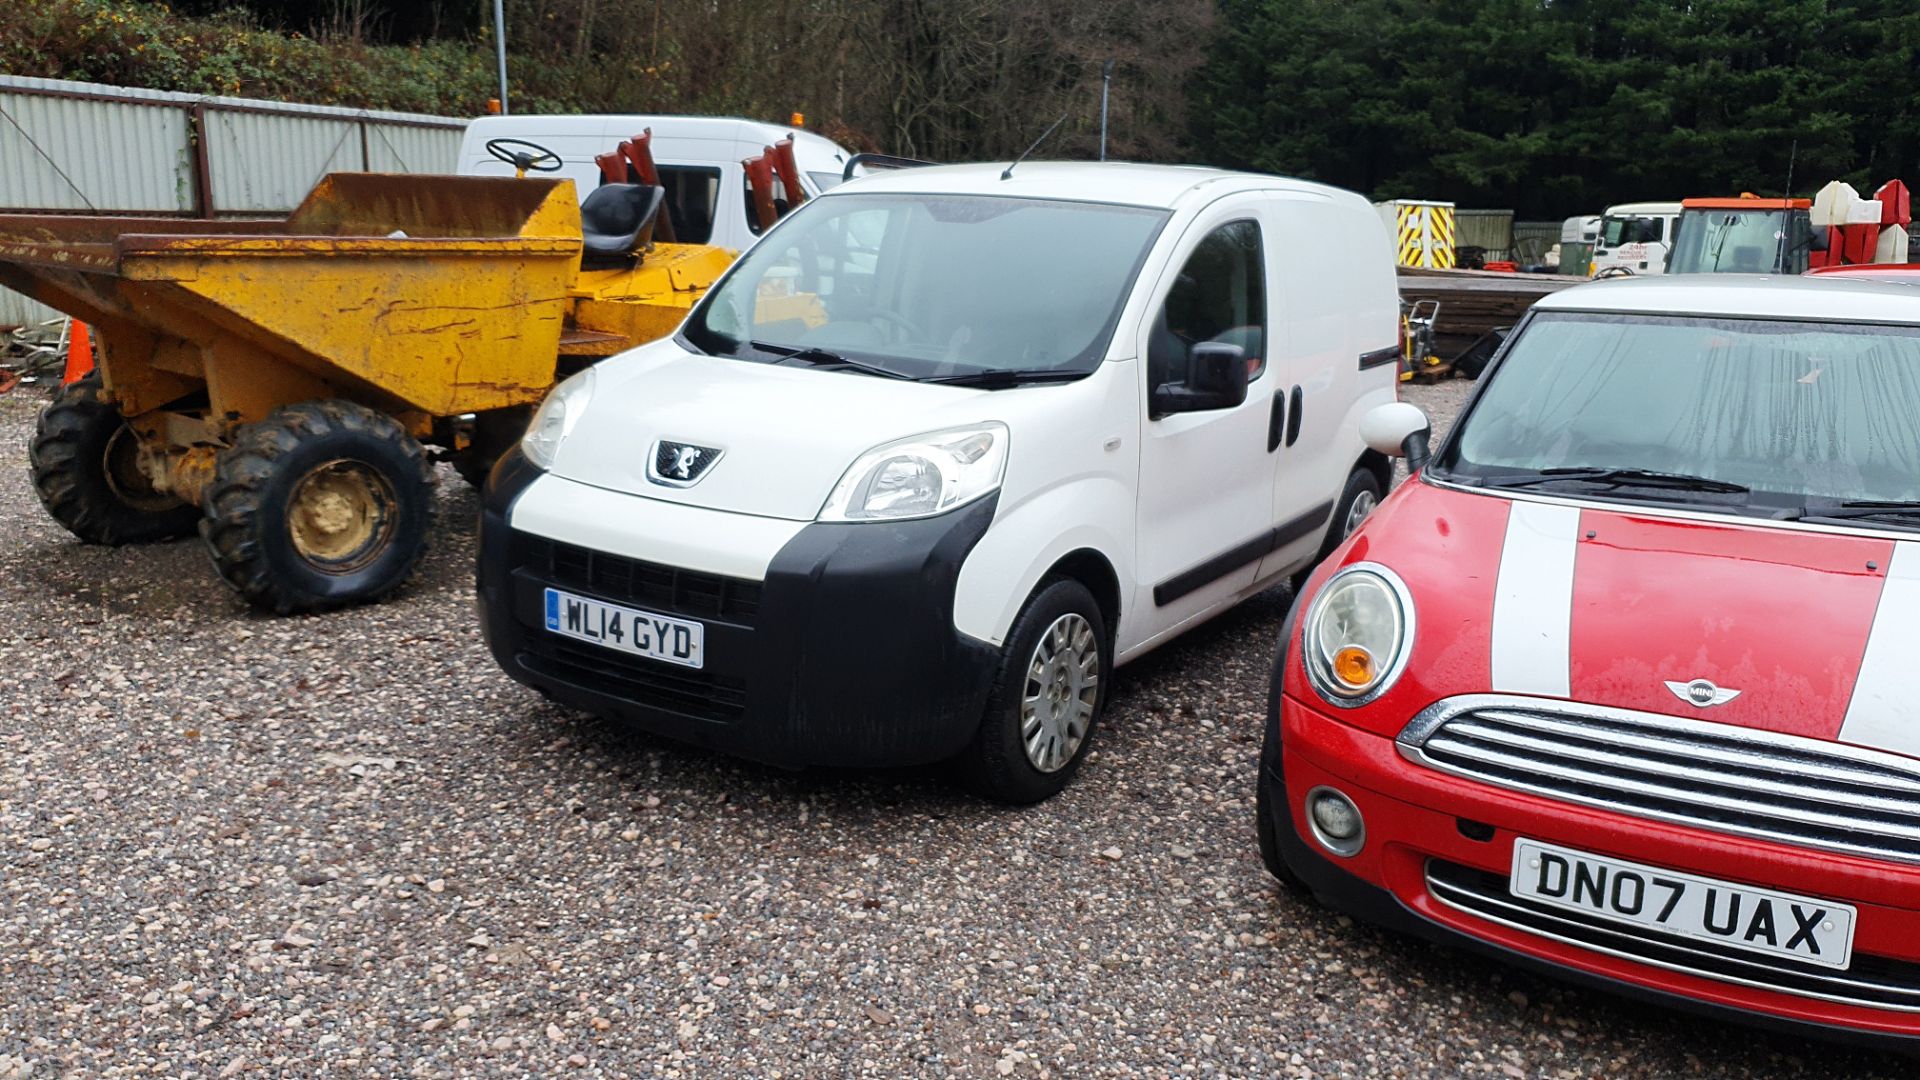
[1588,200,1681,276]
[456,115,860,251]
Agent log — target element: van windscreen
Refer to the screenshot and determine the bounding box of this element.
[683,192,1170,384]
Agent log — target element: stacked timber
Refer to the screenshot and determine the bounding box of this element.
[1398,267,1586,359]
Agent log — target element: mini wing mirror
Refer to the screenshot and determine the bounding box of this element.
[1360,401,1432,473]
[1151,342,1249,418]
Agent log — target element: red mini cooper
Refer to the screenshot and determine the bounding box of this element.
[1261,275,1920,1048]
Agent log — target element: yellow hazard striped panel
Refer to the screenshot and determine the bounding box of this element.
[1391,203,1457,269]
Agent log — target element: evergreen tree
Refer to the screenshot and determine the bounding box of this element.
[1191,0,1920,218]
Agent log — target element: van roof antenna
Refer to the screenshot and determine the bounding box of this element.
[1002,107,1072,181]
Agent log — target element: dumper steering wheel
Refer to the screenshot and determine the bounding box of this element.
[486,138,563,177]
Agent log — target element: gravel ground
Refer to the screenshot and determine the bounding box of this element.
[0,378,1907,1078]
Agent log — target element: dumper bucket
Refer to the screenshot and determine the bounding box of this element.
[0,175,584,420]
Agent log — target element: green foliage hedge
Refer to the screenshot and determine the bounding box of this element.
[0,0,499,114]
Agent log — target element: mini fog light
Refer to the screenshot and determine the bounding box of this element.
[1307,787,1365,857]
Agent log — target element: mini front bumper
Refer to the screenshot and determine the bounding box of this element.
[477,448,1001,769]
[1263,687,1920,1051]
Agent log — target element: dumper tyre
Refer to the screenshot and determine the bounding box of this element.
[200,401,436,614]
[451,406,533,488]
[29,373,200,545]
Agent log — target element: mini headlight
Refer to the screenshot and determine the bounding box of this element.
[818,423,1008,522]
[1302,563,1414,707]
[520,366,596,469]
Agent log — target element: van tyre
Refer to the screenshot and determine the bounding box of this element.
[200,400,436,614]
[451,405,532,488]
[1292,468,1382,594]
[958,578,1111,804]
[30,373,199,545]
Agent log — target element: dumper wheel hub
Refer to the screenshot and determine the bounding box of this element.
[101,426,180,513]
[287,460,397,571]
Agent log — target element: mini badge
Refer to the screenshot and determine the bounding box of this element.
[1664,678,1741,708]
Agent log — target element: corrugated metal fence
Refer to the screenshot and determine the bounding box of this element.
[1,75,468,327]
[1452,209,1512,263]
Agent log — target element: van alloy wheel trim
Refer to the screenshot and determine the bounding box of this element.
[1021,613,1100,773]
[1344,489,1379,537]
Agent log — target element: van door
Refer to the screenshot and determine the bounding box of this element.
[1254,193,1353,581]
[1131,202,1278,641]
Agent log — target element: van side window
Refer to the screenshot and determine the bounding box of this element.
[651,166,719,245]
[1148,220,1266,391]
[743,173,800,237]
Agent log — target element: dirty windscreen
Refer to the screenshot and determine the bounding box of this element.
[684,192,1169,383]
[1667,209,1805,274]
[1600,215,1662,247]
[1438,312,1920,519]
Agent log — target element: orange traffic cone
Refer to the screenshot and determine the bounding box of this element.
[63,320,94,385]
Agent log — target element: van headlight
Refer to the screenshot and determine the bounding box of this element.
[520,366,596,469]
[818,423,1008,522]
[1302,563,1414,707]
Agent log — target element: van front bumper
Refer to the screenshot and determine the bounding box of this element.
[477,448,1001,769]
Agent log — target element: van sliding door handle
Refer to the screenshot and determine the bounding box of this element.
[1285,386,1304,447]
[1266,390,1286,452]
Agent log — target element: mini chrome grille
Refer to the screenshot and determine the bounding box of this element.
[1398,695,1920,866]
[1426,859,1920,1012]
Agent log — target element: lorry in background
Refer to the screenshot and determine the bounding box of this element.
[458,115,861,252]
[1666,196,1812,274]
[1666,181,1912,276]
[1587,201,1680,276]
[1556,214,1600,276]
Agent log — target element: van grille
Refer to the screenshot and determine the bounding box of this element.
[1397,696,1920,866]
[519,634,748,724]
[520,534,761,626]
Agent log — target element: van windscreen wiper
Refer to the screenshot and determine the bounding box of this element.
[750,340,911,380]
[1797,499,1920,525]
[920,368,1085,388]
[1481,467,1750,495]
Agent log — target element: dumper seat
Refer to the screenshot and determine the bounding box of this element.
[580,183,667,267]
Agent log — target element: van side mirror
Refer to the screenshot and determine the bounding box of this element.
[1360,401,1432,473]
[1151,342,1249,418]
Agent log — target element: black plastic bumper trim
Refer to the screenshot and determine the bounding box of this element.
[477,478,1002,769]
[1359,345,1400,370]
[1153,500,1333,607]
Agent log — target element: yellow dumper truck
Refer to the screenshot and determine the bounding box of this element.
[0,164,733,613]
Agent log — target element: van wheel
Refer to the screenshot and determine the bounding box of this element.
[30,374,200,545]
[1291,469,1382,594]
[200,400,436,614]
[958,578,1111,804]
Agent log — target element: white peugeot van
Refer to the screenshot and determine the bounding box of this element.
[457,114,859,251]
[476,162,1401,802]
